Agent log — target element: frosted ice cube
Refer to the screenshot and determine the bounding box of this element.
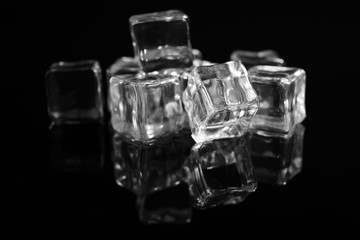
[182,60,259,143]
[248,65,306,132]
[129,10,193,72]
[230,49,285,69]
[246,124,305,185]
[109,72,186,141]
[183,136,256,209]
[45,60,104,123]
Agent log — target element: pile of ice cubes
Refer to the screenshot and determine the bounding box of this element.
[45,9,306,224]
[107,10,306,143]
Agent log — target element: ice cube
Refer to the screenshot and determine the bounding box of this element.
[246,124,305,185]
[109,72,186,141]
[182,60,259,143]
[248,65,306,132]
[183,136,256,209]
[45,60,104,123]
[136,182,192,224]
[112,132,193,194]
[106,57,141,111]
[230,49,285,69]
[129,10,193,72]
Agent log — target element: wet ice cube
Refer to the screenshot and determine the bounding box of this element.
[183,136,256,209]
[45,60,104,123]
[109,73,186,141]
[112,132,193,194]
[248,65,306,132]
[230,49,285,69]
[129,10,193,72]
[246,124,305,185]
[136,182,192,224]
[182,60,259,143]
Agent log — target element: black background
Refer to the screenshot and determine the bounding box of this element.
[4,3,360,236]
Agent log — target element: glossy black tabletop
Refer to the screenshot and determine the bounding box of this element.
[6,4,359,235]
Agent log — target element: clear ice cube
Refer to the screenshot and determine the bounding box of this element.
[183,136,256,209]
[129,10,193,72]
[109,72,186,141]
[112,132,193,194]
[248,65,306,132]
[136,182,192,224]
[106,57,141,111]
[246,124,305,185]
[230,49,285,69]
[182,60,259,143]
[45,60,104,123]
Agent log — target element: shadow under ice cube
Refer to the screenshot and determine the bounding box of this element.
[182,60,259,143]
[45,60,104,123]
[248,65,306,132]
[246,124,305,185]
[184,136,257,209]
[50,122,105,172]
[109,73,186,141]
[112,131,193,194]
[136,182,192,224]
[129,10,193,72]
[112,131,194,224]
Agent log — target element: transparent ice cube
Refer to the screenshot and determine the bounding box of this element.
[129,10,193,72]
[246,124,305,185]
[182,60,259,143]
[109,72,186,141]
[230,49,285,69]
[112,132,194,195]
[248,65,306,132]
[106,57,141,111]
[183,136,256,209]
[136,182,192,224]
[45,60,104,123]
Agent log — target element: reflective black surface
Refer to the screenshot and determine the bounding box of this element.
[7,4,360,235]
